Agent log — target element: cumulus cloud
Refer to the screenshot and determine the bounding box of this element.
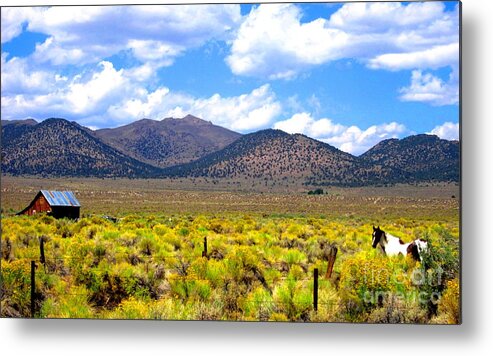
[274,112,407,155]
[328,1,453,34]
[428,122,459,140]
[226,4,350,79]
[107,84,281,132]
[1,5,260,127]
[227,3,458,79]
[1,3,460,133]
[1,7,39,43]
[1,60,134,120]
[226,2,458,106]
[1,54,281,132]
[1,54,58,95]
[2,5,241,67]
[368,43,459,71]
[66,61,127,115]
[399,69,459,106]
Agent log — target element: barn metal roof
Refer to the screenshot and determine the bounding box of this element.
[40,190,80,207]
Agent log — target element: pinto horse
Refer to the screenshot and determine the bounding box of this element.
[371,226,428,262]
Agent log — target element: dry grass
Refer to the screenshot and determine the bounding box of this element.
[1,176,458,221]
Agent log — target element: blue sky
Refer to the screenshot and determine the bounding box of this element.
[1,2,460,155]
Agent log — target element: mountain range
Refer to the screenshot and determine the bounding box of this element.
[1,116,460,186]
[94,115,240,168]
[2,118,160,177]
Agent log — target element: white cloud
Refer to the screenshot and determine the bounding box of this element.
[226,2,458,106]
[273,112,314,135]
[127,39,181,64]
[368,43,459,71]
[274,112,407,155]
[1,7,39,43]
[227,3,458,80]
[0,5,255,126]
[399,69,459,106]
[32,36,90,66]
[428,122,459,140]
[66,61,126,114]
[3,5,242,67]
[273,112,346,138]
[1,3,460,129]
[192,85,282,131]
[226,4,350,80]
[328,2,451,33]
[107,84,281,132]
[1,60,133,120]
[330,122,407,155]
[1,54,58,95]
[1,53,281,132]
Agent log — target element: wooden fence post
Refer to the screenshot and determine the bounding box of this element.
[202,237,208,258]
[313,268,319,312]
[39,238,46,266]
[31,261,36,318]
[325,245,338,279]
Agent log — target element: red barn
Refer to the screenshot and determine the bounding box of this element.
[18,190,80,219]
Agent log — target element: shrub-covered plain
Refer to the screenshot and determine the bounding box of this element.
[0,212,459,323]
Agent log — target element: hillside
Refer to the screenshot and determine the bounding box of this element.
[162,129,400,186]
[1,118,160,177]
[2,119,38,127]
[1,119,38,147]
[95,114,241,168]
[1,117,460,186]
[360,134,460,183]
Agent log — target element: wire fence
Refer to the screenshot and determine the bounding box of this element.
[2,257,326,285]
[1,251,342,319]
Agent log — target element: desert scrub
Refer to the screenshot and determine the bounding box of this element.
[273,277,312,321]
[424,225,459,280]
[168,275,211,302]
[310,280,341,322]
[242,287,274,321]
[432,278,460,324]
[366,293,427,323]
[413,225,459,316]
[40,284,93,318]
[0,212,459,322]
[339,252,394,317]
[0,260,32,317]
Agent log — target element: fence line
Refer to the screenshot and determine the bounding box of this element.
[5,255,329,272]
[5,255,324,267]
[3,257,326,283]
[2,238,341,318]
[6,258,330,318]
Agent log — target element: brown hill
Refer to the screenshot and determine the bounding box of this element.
[360,134,460,182]
[162,129,397,186]
[2,119,38,126]
[1,118,160,177]
[95,114,241,168]
[1,117,460,186]
[1,119,39,147]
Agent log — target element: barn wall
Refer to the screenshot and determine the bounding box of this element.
[23,195,52,216]
[19,194,80,219]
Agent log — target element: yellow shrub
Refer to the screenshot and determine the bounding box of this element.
[436,278,460,324]
[339,253,393,312]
